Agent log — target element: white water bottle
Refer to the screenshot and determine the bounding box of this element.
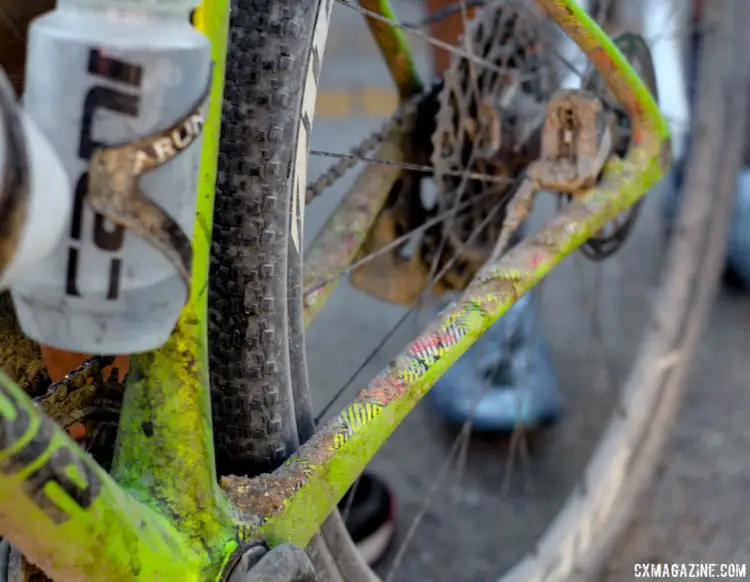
[12,0,211,354]
[0,73,72,290]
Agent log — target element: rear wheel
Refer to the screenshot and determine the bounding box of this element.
[210,1,748,581]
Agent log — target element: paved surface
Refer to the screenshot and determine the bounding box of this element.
[305,2,749,580]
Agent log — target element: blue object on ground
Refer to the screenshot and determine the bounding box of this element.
[725,172,750,288]
[663,149,750,292]
[661,7,750,292]
[426,293,562,432]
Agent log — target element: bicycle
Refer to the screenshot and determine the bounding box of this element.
[0,0,746,580]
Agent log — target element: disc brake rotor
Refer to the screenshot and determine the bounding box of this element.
[578,32,659,261]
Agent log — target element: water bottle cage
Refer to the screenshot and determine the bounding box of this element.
[87,78,211,299]
[0,71,29,279]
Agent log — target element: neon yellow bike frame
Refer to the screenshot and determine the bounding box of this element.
[0,1,670,580]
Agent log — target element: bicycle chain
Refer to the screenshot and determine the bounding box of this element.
[305,81,442,203]
[35,354,125,470]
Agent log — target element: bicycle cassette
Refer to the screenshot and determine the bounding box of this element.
[351,0,562,305]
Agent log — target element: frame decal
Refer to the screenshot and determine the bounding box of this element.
[0,383,101,523]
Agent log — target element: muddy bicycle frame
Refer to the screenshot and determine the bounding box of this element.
[0,0,669,580]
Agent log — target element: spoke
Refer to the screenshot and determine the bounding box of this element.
[310,149,513,184]
[311,64,513,423]
[554,50,586,80]
[314,195,507,422]
[458,0,482,119]
[315,307,417,423]
[422,144,487,310]
[572,257,617,406]
[336,0,510,76]
[303,184,517,297]
[383,422,468,582]
[383,281,539,578]
[315,122,520,576]
[452,415,472,505]
[339,474,362,526]
[314,137,500,421]
[502,421,532,496]
[403,0,487,29]
[384,358,499,582]
[306,92,425,204]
